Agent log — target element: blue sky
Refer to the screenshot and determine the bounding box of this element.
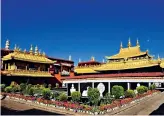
[2,0,164,65]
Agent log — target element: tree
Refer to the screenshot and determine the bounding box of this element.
[149,84,156,90]
[136,86,148,94]
[20,83,26,92]
[59,92,68,101]
[125,89,135,98]
[104,93,113,104]
[112,85,124,99]
[0,84,6,92]
[28,87,35,96]
[5,86,12,93]
[71,91,81,102]
[42,88,51,100]
[87,88,100,106]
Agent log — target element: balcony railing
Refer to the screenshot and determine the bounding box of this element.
[5,69,53,77]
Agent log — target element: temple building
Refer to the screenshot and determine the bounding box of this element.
[61,39,164,97]
[1,40,74,87]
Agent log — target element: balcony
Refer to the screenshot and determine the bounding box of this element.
[3,69,53,77]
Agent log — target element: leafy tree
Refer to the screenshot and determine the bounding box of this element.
[59,92,68,101]
[5,86,12,93]
[20,83,26,92]
[42,88,51,99]
[104,93,113,104]
[149,84,156,90]
[87,88,100,106]
[136,86,148,94]
[0,84,6,92]
[71,91,81,102]
[125,89,135,98]
[28,87,35,96]
[112,85,124,99]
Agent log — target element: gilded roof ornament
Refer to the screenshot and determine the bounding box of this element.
[30,44,33,54]
[158,54,161,61]
[35,45,38,55]
[14,44,17,50]
[5,39,10,50]
[39,50,41,55]
[24,49,26,53]
[120,41,123,49]
[42,51,46,56]
[91,56,95,61]
[69,55,72,61]
[128,37,131,47]
[136,38,140,46]
[79,58,81,62]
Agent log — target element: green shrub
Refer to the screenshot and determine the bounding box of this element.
[28,87,35,96]
[20,83,26,91]
[53,91,60,100]
[71,91,81,102]
[112,85,124,99]
[88,88,100,106]
[149,84,156,90]
[136,86,148,94]
[125,89,135,98]
[42,88,51,99]
[104,93,113,104]
[59,92,68,101]
[5,86,12,93]
[36,84,40,88]
[0,84,6,92]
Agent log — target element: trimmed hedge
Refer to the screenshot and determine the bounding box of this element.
[112,85,124,99]
[71,91,81,102]
[136,86,148,94]
[125,89,135,98]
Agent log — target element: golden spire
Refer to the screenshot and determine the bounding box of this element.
[128,37,131,47]
[69,55,72,61]
[38,49,41,55]
[120,41,123,49]
[24,49,26,53]
[136,38,140,46]
[5,39,10,50]
[30,44,33,54]
[91,56,95,61]
[14,44,17,50]
[158,54,161,63]
[102,59,105,63]
[42,51,46,56]
[35,45,38,55]
[79,58,81,62]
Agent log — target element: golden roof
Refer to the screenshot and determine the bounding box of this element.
[106,46,148,59]
[160,59,164,68]
[94,59,159,71]
[75,66,98,74]
[106,40,152,59]
[2,50,55,64]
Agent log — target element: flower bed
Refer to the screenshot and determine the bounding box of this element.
[1,90,160,115]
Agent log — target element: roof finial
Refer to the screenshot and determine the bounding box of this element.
[5,39,10,50]
[102,59,105,63]
[14,44,17,50]
[137,38,140,46]
[158,54,161,63]
[91,56,95,61]
[24,49,26,53]
[79,58,81,62]
[128,37,131,47]
[69,55,72,61]
[120,41,123,49]
[30,44,33,54]
[42,51,46,56]
[35,45,38,55]
[39,49,41,55]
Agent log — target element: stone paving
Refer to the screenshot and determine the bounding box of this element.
[107,92,164,115]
